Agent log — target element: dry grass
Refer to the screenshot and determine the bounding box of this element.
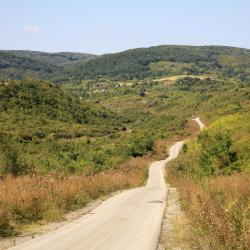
[185,119,201,137]
[0,156,149,237]
[167,172,250,249]
[158,188,191,250]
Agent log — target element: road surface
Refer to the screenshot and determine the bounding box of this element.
[9,118,204,250]
[192,117,205,131]
[9,142,183,250]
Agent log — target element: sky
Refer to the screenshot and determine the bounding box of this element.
[0,0,249,54]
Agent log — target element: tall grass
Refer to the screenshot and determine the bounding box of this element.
[167,171,250,249]
[0,157,149,236]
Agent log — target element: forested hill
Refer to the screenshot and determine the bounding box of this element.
[1,45,250,82]
[71,45,250,80]
[0,50,97,80]
[0,51,57,80]
[3,50,97,66]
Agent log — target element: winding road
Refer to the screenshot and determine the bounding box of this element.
[192,117,205,131]
[9,118,204,250]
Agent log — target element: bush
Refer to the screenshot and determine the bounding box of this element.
[138,87,146,97]
[53,131,75,140]
[198,130,238,175]
[92,151,107,171]
[126,134,154,157]
[33,131,47,139]
[1,141,27,176]
[18,134,33,142]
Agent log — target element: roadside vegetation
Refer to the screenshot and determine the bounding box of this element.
[0,156,149,236]
[0,80,184,235]
[168,113,250,249]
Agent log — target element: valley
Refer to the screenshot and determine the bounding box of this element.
[0,45,250,249]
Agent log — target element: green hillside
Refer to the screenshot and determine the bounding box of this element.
[3,50,97,66]
[0,51,57,80]
[0,50,97,81]
[68,45,250,81]
[2,45,250,83]
[0,80,126,175]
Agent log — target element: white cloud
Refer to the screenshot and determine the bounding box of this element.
[22,25,40,33]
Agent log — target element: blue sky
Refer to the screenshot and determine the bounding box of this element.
[0,0,249,54]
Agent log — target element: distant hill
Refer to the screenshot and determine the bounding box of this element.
[0,51,57,80]
[3,50,97,66]
[0,50,97,81]
[70,45,250,80]
[1,45,250,82]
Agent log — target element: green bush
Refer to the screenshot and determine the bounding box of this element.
[198,130,238,175]
[1,142,27,176]
[33,131,47,139]
[53,131,75,140]
[127,134,154,157]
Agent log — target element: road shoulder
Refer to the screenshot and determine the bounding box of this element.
[158,187,191,250]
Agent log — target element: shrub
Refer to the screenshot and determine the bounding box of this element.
[198,130,238,175]
[138,87,146,97]
[126,134,154,157]
[53,131,75,140]
[18,134,33,142]
[33,131,47,139]
[1,142,27,176]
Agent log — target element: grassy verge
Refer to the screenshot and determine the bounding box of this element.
[0,156,149,237]
[167,114,250,249]
[168,172,250,249]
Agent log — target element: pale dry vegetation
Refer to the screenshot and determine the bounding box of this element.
[0,156,149,236]
[167,172,250,249]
